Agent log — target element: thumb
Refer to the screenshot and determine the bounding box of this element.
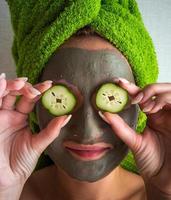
[103,112,142,152]
[31,115,72,154]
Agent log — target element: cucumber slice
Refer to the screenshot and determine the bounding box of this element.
[95,83,128,113]
[41,84,77,116]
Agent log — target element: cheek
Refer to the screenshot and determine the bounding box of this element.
[36,101,54,129]
[118,105,139,129]
[46,136,64,155]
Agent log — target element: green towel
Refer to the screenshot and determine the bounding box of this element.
[6,0,159,174]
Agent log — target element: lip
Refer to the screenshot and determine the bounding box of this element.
[63,141,113,150]
[63,141,113,161]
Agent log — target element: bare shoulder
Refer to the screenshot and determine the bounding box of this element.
[19,165,54,200]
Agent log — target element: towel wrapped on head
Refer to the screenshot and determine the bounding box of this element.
[6,0,158,173]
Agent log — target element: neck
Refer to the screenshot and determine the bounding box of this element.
[53,165,127,200]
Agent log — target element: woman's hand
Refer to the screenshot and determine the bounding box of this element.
[0,73,71,191]
[99,78,171,196]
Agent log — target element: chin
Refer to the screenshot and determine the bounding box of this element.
[54,155,123,183]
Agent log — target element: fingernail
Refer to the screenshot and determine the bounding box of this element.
[142,101,155,112]
[142,107,150,112]
[0,73,6,80]
[43,80,53,85]
[132,92,143,104]
[116,77,130,84]
[142,105,151,112]
[15,77,28,82]
[142,106,154,113]
[98,111,110,124]
[61,115,72,128]
[28,87,41,96]
[113,77,120,83]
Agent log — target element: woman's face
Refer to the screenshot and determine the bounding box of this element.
[36,36,138,182]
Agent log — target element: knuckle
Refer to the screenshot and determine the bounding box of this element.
[156,93,168,104]
[144,84,156,93]
[132,134,142,153]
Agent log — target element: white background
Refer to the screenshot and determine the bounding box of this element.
[0,0,171,82]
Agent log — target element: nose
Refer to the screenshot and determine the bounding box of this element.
[72,101,104,142]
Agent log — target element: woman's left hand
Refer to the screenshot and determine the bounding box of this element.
[101,78,171,196]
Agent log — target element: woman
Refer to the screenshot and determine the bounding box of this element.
[1,0,171,199]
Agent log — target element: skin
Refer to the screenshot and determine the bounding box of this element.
[0,35,171,200]
[36,47,139,182]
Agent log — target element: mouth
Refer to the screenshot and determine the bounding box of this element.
[63,141,113,161]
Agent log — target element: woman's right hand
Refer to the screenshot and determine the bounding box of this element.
[0,73,71,191]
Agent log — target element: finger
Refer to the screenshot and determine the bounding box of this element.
[34,80,53,92]
[149,102,164,114]
[113,78,144,105]
[0,76,32,110]
[113,77,141,96]
[140,100,156,113]
[16,82,41,99]
[101,112,142,152]
[15,80,52,114]
[1,94,17,110]
[149,92,171,114]
[31,115,72,154]
[1,81,40,111]
[138,83,171,104]
[6,77,28,92]
[0,76,27,98]
[1,77,29,98]
[0,73,7,98]
[1,78,27,110]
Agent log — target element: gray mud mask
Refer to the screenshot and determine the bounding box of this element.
[36,48,139,182]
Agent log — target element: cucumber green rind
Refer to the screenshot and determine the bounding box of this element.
[95,83,128,113]
[41,84,77,116]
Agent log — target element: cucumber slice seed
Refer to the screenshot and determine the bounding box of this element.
[95,83,128,113]
[42,85,77,116]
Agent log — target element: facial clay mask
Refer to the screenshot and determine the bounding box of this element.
[36,48,139,182]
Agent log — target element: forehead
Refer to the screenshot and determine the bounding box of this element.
[40,48,134,88]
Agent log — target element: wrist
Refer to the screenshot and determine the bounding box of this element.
[145,182,171,200]
[0,182,25,200]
